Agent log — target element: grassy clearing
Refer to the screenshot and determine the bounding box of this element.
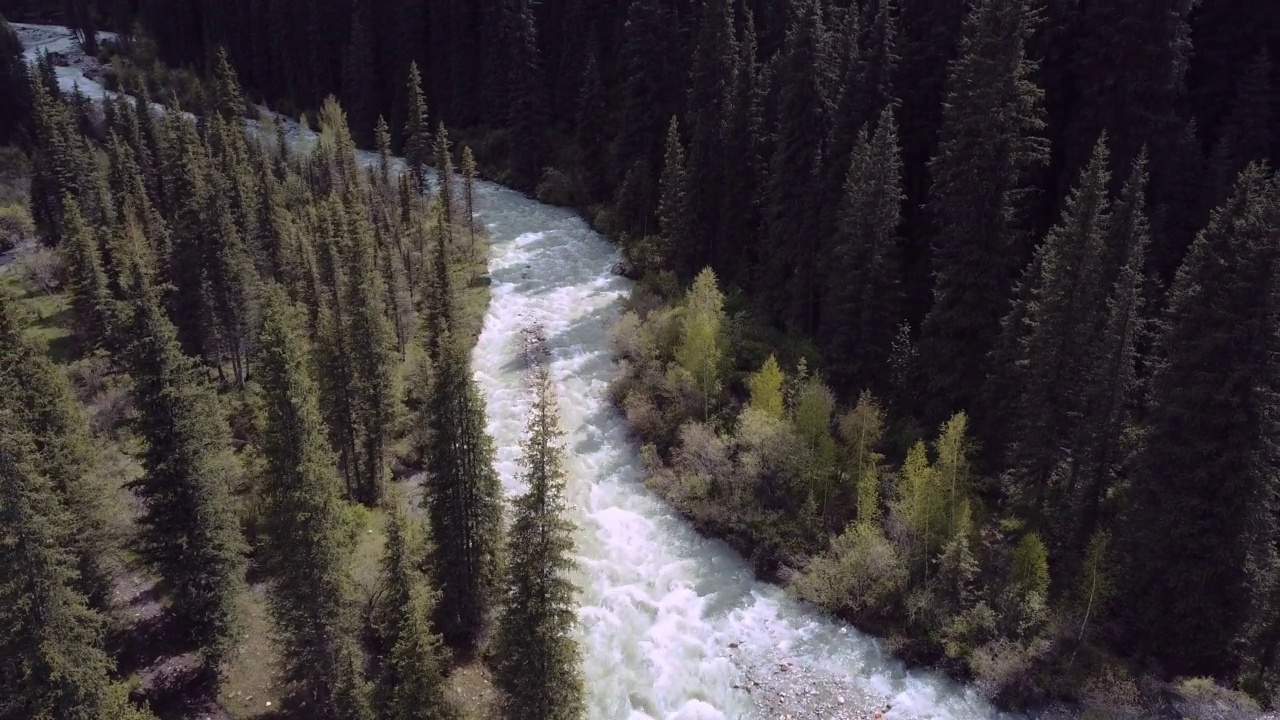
[0,271,76,362]
[219,588,286,719]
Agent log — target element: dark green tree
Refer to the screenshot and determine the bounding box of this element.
[492,369,584,720]
[424,331,504,652]
[760,0,835,333]
[124,280,245,673]
[0,293,114,608]
[1055,154,1152,569]
[404,63,432,192]
[1000,138,1113,526]
[211,46,249,121]
[575,44,609,204]
[0,17,27,145]
[917,0,1047,421]
[0,415,149,720]
[1207,50,1272,208]
[683,0,737,274]
[717,10,764,286]
[823,108,904,395]
[506,0,549,190]
[59,194,115,350]
[1119,164,1278,675]
[658,116,691,272]
[254,286,361,714]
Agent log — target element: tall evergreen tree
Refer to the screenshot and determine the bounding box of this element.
[343,188,400,507]
[59,194,115,350]
[0,415,150,720]
[372,502,455,720]
[492,368,584,720]
[1120,164,1278,675]
[253,286,361,714]
[507,0,550,190]
[575,44,608,204]
[211,47,249,121]
[658,116,692,272]
[684,0,737,273]
[404,63,432,192]
[0,17,27,146]
[424,331,504,652]
[1000,138,1114,526]
[918,0,1047,421]
[461,145,479,263]
[760,0,834,333]
[1055,154,1151,568]
[823,108,904,394]
[124,280,245,672]
[0,294,115,608]
[717,10,764,286]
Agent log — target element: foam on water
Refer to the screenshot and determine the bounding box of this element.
[16,23,1017,719]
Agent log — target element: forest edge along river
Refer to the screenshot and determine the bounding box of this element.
[19,22,1024,720]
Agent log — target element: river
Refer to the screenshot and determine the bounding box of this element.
[17,23,1012,720]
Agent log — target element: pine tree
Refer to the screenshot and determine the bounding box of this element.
[461,145,479,263]
[424,331,504,652]
[1057,155,1151,564]
[711,8,764,287]
[434,123,456,231]
[344,188,400,507]
[1001,138,1114,525]
[657,116,691,270]
[0,294,115,609]
[371,501,454,720]
[492,368,585,720]
[760,0,835,333]
[124,280,245,672]
[59,194,115,350]
[506,0,549,190]
[385,582,456,720]
[211,47,249,121]
[0,17,28,146]
[404,63,432,192]
[918,0,1047,421]
[575,44,608,203]
[0,415,133,720]
[1120,164,1278,675]
[684,0,737,273]
[823,108,904,394]
[254,286,360,713]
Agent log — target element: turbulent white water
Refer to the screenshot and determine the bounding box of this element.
[17,23,1015,720]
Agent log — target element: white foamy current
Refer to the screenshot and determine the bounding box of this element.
[16,22,1017,720]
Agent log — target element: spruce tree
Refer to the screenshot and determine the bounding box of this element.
[254,286,360,713]
[1120,164,1278,675]
[343,188,400,507]
[0,293,115,608]
[917,0,1047,421]
[717,10,764,286]
[506,0,549,190]
[1001,138,1114,525]
[434,123,456,231]
[404,63,432,192]
[684,0,737,274]
[461,145,479,263]
[657,116,691,271]
[0,415,137,720]
[823,108,904,394]
[124,281,245,672]
[59,194,115,350]
[211,46,249,121]
[1057,154,1151,569]
[761,0,835,333]
[424,331,504,652]
[0,17,28,146]
[575,45,608,203]
[492,368,585,720]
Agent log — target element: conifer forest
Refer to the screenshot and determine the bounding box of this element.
[0,0,1277,718]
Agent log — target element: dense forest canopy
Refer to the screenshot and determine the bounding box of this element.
[0,0,1278,714]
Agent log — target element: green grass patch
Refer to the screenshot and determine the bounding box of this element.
[218,588,285,719]
[0,272,77,363]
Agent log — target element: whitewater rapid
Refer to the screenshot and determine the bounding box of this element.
[17,23,1015,719]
